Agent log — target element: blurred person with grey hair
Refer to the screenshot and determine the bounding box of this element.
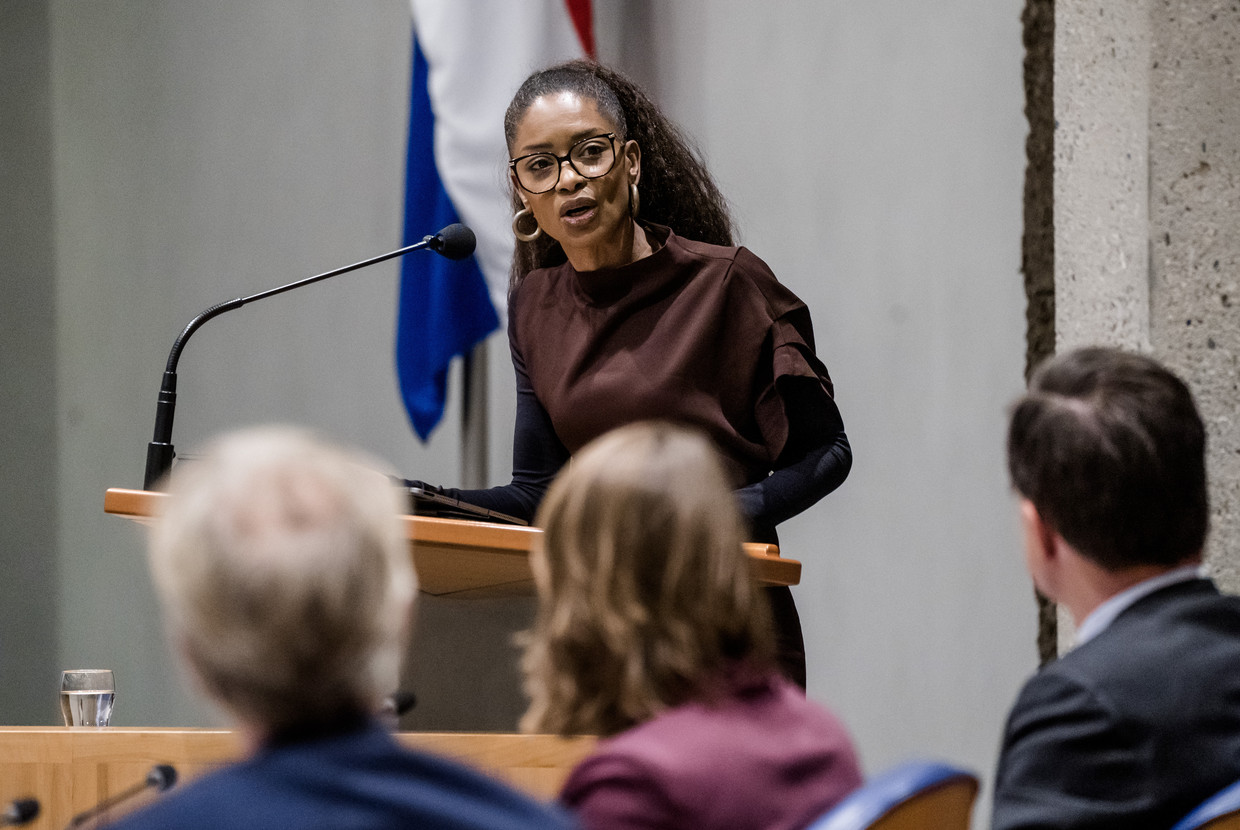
[108,426,574,830]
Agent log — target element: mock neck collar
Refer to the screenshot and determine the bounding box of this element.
[569,223,672,305]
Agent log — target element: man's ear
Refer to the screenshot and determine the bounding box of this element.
[1020,498,1062,598]
[1021,499,1059,561]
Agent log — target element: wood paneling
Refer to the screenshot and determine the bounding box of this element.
[0,727,592,828]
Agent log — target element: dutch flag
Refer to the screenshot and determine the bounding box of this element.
[398,0,595,441]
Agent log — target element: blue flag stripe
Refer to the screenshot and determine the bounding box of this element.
[396,36,500,441]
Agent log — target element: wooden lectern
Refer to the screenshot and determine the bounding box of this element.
[102,487,802,595]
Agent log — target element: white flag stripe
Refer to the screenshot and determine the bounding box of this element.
[411,0,587,313]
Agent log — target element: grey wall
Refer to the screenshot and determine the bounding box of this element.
[2,0,1034,816]
[1,0,60,725]
[45,0,426,727]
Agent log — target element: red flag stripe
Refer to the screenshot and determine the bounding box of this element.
[563,0,595,58]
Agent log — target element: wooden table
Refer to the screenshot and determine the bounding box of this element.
[104,487,801,597]
[0,727,593,828]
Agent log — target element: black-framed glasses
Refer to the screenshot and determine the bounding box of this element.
[509,133,618,194]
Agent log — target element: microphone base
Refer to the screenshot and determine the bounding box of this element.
[144,443,175,491]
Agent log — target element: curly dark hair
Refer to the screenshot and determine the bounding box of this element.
[503,60,736,291]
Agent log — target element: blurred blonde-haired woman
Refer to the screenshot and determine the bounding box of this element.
[523,422,861,830]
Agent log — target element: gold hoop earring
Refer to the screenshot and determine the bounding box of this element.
[629,183,640,219]
[512,207,542,242]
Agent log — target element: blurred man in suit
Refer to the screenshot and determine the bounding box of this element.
[109,426,573,830]
[992,347,1240,829]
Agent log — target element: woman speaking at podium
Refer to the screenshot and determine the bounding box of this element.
[416,61,850,687]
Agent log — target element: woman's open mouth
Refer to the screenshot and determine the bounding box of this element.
[560,201,597,227]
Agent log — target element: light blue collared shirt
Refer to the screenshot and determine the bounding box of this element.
[1074,563,1207,647]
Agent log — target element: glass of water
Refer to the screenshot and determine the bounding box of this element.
[60,669,115,727]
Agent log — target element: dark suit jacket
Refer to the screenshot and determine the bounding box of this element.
[992,578,1240,830]
[106,721,575,830]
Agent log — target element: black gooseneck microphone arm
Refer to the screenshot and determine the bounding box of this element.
[65,764,177,828]
[143,224,476,490]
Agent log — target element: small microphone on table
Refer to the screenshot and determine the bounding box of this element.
[379,689,418,729]
[388,690,418,716]
[1,798,39,827]
[66,764,177,828]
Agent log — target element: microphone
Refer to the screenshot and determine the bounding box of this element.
[142,225,476,489]
[1,798,38,826]
[378,689,418,730]
[383,689,418,716]
[66,764,177,828]
[426,223,475,260]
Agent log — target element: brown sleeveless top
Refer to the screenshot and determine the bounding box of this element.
[510,225,834,487]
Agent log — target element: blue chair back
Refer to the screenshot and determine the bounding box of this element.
[805,760,978,830]
[1172,780,1240,830]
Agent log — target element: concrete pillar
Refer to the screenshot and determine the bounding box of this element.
[1055,1,1151,353]
[1148,0,1240,590]
[1054,0,1240,619]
